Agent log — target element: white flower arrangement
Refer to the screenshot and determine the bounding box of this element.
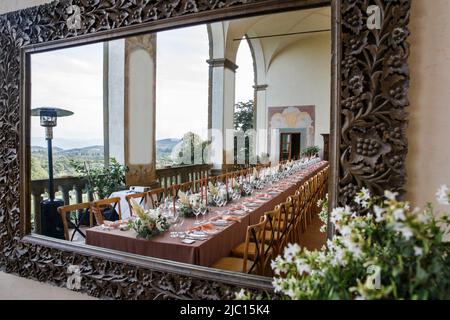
[269,185,450,300]
[177,191,201,217]
[436,185,450,205]
[128,199,171,239]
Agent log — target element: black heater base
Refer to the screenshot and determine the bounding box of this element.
[40,199,65,239]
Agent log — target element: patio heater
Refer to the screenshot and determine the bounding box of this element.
[31,107,73,239]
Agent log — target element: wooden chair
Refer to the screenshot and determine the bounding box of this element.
[193,178,207,193]
[296,186,308,233]
[286,195,301,244]
[319,167,329,198]
[303,179,314,224]
[168,182,193,198]
[288,192,303,243]
[211,216,268,275]
[263,207,283,257]
[180,181,194,193]
[230,216,274,275]
[91,197,122,225]
[274,201,292,252]
[125,192,148,216]
[57,202,92,241]
[148,187,166,209]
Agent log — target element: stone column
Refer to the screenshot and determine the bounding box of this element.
[124,34,158,187]
[207,58,238,174]
[105,35,158,187]
[254,84,268,157]
[104,39,125,165]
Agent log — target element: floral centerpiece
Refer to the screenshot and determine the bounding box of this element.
[208,181,227,205]
[232,178,243,194]
[128,199,171,240]
[270,186,450,300]
[178,191,200,217]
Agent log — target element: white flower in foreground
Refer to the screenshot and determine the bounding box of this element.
[284,243,301,259]
[340,225,352,236]
[235,289,247,299]
[393,208,406,221]
[414,246,423,257]
[393,223,413,240]
[330,207,346,224]
[272,278,284,293]
[361,187,371,200]
[295,259,311,275]
[374,205,385,222]
[317,199,324,208]
[416,210,431,224]
[341,237,363,260]
[385,190,399,201]
[355,188,371,208]
[436,185,450,205]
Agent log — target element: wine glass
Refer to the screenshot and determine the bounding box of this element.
[192,203,201,225]
[176,216,185,238]
[199,201,208,223]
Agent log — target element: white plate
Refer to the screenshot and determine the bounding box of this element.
[186,231,209,238]
[242,202,259,207]
[211,219,230,226]
[229,210,246,216]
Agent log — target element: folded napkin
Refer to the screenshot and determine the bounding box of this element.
[103,220,129,229]
[210,215,242,223]
[187,223,215,232]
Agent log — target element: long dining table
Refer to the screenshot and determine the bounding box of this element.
[85,160,328,267]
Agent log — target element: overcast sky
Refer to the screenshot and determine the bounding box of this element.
[31,24,254,148]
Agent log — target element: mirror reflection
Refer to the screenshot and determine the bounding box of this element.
[29,7,331,277]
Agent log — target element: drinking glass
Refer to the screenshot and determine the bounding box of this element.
[192,204,201,225]
[200,201,208,223]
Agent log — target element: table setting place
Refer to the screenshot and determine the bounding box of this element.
[180,214,242,244]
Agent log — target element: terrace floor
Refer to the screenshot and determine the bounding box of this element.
[0,272,96,300]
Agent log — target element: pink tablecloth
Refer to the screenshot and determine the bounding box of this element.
[86,161,328,267]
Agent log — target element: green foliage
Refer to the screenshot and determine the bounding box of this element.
[233,100,254,164]
[31,146,104,180]
[317,194,329,233]
[172,132,208,166]
[272,188,450,300]
[71,158,128,200]
[234,100,254,132]
[31,156,49,180]
[156,139,181,169]
[301,145,320,157]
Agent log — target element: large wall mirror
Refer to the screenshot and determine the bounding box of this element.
[26,5,332,282]
[0,0,410,299]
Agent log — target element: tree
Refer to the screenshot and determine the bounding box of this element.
[171,132,208,165]
[234,100,254,131]
[233,100,254,165]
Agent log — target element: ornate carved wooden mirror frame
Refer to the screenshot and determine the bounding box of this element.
[0,0,410,299]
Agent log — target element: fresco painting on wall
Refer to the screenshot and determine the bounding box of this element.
[268,106,315,157]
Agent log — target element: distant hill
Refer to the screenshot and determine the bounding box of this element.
[31,139,182,179]
[31,145,105,180]
[156,138,180,155]
[59,145,104,156]
[156,139,181,168]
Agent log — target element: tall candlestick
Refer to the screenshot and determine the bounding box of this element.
[172,188,176,214]
[205,178,208,205]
